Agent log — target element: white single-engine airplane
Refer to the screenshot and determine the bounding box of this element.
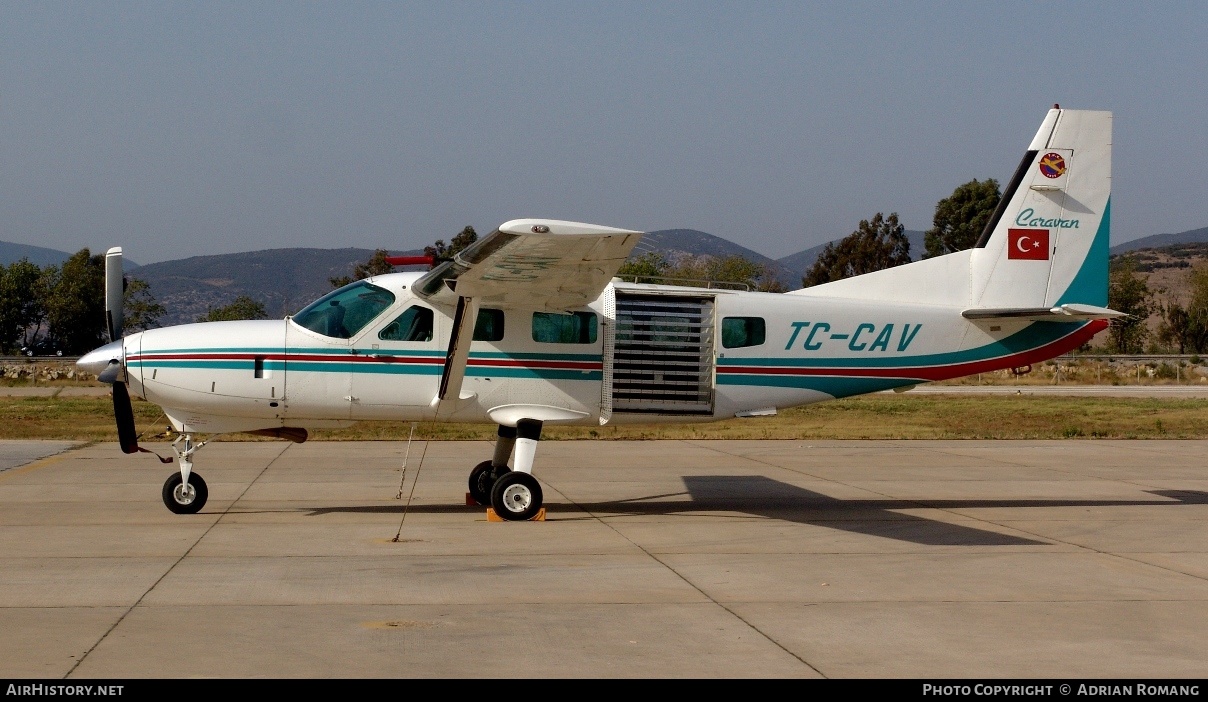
[79,106,1120,519]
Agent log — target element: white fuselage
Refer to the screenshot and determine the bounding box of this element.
[116,272,1102,435]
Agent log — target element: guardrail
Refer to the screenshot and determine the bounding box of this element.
[1056,354,1204,363]
[0,356,81,363]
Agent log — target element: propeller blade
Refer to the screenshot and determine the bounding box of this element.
[112,381,139,454]
[104,247,124,343]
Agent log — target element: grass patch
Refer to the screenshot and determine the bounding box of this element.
[4,394,1208,441]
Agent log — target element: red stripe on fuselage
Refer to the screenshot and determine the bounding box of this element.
[718,320,1106,381]
[128,352,601,370]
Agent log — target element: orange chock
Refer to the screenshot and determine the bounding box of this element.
[486,508,546,522]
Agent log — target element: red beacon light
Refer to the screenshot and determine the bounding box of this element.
[384,255,436,267]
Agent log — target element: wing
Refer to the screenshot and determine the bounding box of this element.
[413,219,643,312]
[416,219,643,412]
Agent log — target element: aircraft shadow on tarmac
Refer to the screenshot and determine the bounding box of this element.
[302,476,1208,547]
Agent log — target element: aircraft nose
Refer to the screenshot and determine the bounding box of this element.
[77,340,124,376]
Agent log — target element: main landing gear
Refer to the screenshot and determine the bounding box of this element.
[467,420,544,521]
[162,434,210,514]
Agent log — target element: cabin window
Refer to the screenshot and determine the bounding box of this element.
[473,309,505,341]
[292,281,396,339]
[721,317,765,348]
[379,306,434,342]
[532,311,598,344]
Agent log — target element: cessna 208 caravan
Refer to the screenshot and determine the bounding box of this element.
[79,106,1120,520]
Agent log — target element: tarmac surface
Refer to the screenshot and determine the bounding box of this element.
[1,438,1207,679]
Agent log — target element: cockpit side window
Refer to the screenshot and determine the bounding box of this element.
[292,281,396,339]
[379,306,434,342]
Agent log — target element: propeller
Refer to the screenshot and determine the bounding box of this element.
[77,248,140,454]
[104,247,138,453]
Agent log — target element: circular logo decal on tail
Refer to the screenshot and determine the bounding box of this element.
[1039,152,1066,179]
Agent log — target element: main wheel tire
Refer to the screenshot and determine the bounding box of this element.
[490,471,543,521]
[468,460,510,506]
[162,472,208,514]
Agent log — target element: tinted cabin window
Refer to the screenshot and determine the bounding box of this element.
[379,306,434,342]
[293,281,396,339]
[473,309,505,341]
[721,317,765,348]
[532,311,598,344]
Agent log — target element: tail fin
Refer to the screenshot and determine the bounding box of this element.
[970,107,1112,308]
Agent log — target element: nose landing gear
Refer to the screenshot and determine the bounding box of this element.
[162,434,210,514]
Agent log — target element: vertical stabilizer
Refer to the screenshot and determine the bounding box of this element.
[970,108,1112,308]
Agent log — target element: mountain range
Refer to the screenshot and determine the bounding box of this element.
[0,240,142,269]
[1108,226,1208,255]
[3,225,1206,326]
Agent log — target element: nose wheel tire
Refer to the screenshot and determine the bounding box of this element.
[162,473,208,514]
[489,471,543,521]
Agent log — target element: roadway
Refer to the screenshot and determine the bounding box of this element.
[1,439,1206,678]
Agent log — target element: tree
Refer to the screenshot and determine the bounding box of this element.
[0,259,48,353]
[802,212,911,287]
[617,252,784,291]
[45,250,106,354]
[197,295,268,322]
[425,225,478,261]
[1157,300,1192,353]
[123,277,166,333]
[923,179,1001,258]
[1106,255,1153,353]
[675,255,786,292]
[616,252,670,280]
[329,249,396,288]
[1157,263,1208,353]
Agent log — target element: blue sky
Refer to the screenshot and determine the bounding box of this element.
[2,1,1205,263]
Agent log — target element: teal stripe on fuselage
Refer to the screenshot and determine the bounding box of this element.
[471,351,602,362]
[717,320,1085,369]
[717,374,916,397]
[466,367,602,381]
[284,361,444,375]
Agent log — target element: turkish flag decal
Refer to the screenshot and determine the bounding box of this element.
[1008,228,1050,260]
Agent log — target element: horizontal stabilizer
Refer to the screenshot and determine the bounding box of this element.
[962,303,1124,322]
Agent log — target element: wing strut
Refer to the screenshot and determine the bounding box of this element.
[434,296,480,412]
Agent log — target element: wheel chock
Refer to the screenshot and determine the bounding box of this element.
[486,508,546,522]
[465,492,479,506]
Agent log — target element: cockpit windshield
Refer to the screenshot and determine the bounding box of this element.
[292,281,396,339]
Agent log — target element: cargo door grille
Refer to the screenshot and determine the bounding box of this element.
[612,294,714,414]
